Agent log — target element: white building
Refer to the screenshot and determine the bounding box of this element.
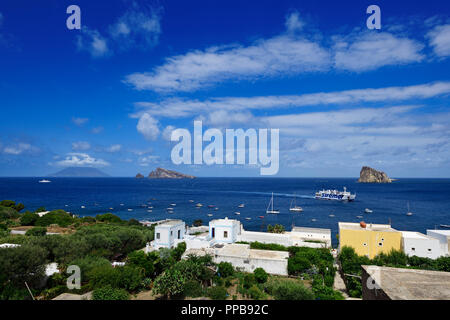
[288,227,332,247]
[0,243,21,248]
[209,218,241,244]
[183,243,289,276]
[427,230,450,257]
[401,231,441,259]
[153,219,186,249]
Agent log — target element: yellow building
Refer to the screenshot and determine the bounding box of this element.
[338,222,402,259]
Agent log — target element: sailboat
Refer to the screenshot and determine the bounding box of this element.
[266,192,280,214]
[406,202,413,216]
[289,193,303,212]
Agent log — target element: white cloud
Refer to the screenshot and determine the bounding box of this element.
[72,117,89,126]
[138,155,159,167]
[131,81,450,119]
[125,12,429,93]
[3,143,39,155]
[91,126,104,134]
[109,5,161,51]
[427,24,450,57]
[162,125,176,141]
[136,113,160,140]
[285,11,304,33]
[106,144,122,153]
[72,141,91,151]
[55,153,109,167]
[76,27,109,58]
[334,32,424,71]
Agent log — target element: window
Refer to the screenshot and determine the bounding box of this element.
[363,243,367,246]
[170,231,173,236]
[224,231,228,238]
[378,242,383,246]
[178,230,181,239]
[428,248,432,252]
[412,248,415,251]
[156,233,160,239]
[212,228,215,238]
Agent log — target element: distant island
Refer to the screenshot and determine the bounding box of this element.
[358,166,392,183]
[147,167,195,179]
[49,167,109,177]
[135,173,145,179]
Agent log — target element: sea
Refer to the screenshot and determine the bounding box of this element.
[1,177,449,246]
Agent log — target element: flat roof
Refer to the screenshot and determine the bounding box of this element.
[157,219,184,227]
[401,231,432,240]
[292,226,331,234]
[427,229,450,236]
[216,244,288,261]
[362,265,450,300]
[339,222,397,232]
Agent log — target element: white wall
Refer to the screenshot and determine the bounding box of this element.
[154,221,185,248]
[209,219,240,244]
[237,231,292,246]
[213,253,288,276]
[427,230,450,256]
[402,235,441,259]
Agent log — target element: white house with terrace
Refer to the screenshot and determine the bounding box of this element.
[145,217,331,275]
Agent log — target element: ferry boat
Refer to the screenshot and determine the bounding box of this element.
[315,187,356,201]
[38,179,51,183]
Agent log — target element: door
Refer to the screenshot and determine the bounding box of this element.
[212,227,215,238]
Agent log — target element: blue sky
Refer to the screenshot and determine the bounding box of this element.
[1,0,450,177]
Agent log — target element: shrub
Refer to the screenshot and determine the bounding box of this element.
[248,285,265,300]
[267,224,285,233]
[36,210,73,227]
[193,219,203,227]
[171,242,187,261]
[217,262,234,278]
[70,256,111,282]
[42,285,67,300]
[243,273,255,289]
[92,285,129,300]
[127,250,156,277]
[95,213,122,224]
[253,268,268,284]
[25,227,47,237]
[80,216,96,224]
[152,268,186,298]
[312,284,345,300]
[265,279,314,300]
[288,255,312,275]
[20,211,39,226]
[0,205,20,221]
[208,286,228,300]
[183,280,204,298]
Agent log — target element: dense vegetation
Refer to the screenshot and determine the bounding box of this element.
[338,246,450,298]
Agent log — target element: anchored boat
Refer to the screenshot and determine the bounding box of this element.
[289,193,303,212]
[266,192,280,214]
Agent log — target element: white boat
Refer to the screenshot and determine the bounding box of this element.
[189,200,194,203]
[266,192,280,214]
[245,217,251,220]
[356,215,363,219]
[365,208,373,213]
[38,179,51,183]
[289,193,303,212]
[207,214,213,217]
[170,203,176,206]
[127,209,133,212]
[196,203,203,207]
[238,204,245,208]
[214,207,219,211]
[235,212,240,215]
[315,187,356,201]
[120,204,124,206]
[406,202,413,216]
[329,214,335,217]
[81,206,85,209]
[311,218,317,222]
[147,210,152,213]
[109,207,114,210]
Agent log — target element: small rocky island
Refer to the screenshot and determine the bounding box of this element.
[147,167,195,179]
[135,173,144,179]
[358,166,392,183]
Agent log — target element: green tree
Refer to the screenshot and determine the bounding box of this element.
[25,227,47,236]
[20,211,39,226]
[217,262,234,278]
[152,268,186,298]
[253,268,268,283]
[92,285,129,300]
